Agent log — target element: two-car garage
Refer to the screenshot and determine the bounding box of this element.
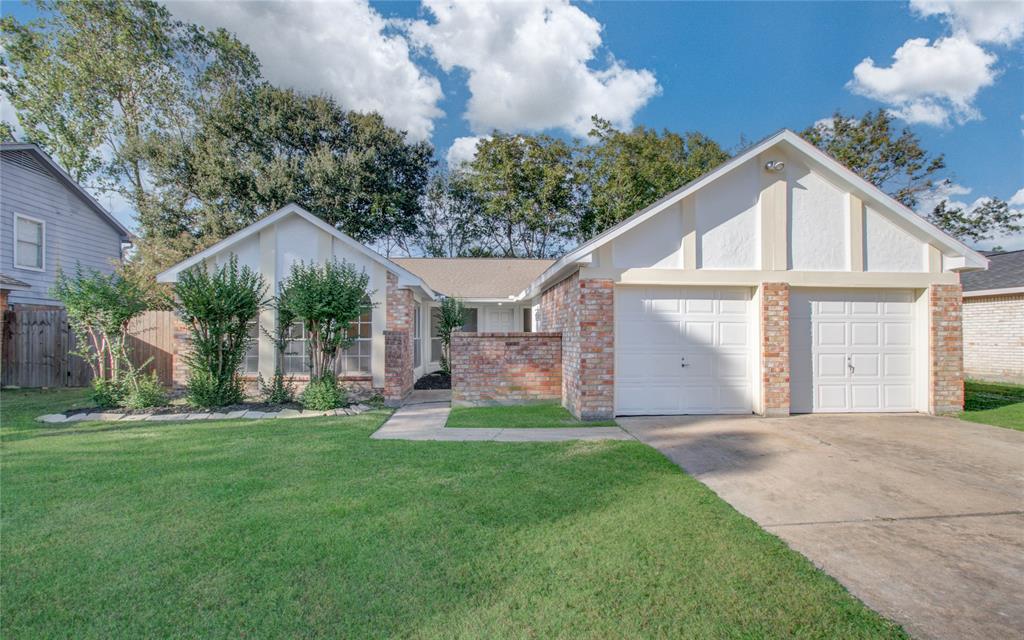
[614,286,921,416]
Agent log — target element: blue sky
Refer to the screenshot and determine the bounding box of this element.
[5,1,1023,248]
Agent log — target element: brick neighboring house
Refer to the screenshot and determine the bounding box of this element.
[960,250,1023,384]
[157,130,988,416]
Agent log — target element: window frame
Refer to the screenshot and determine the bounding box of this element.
[242,319,260,375]
[13,213,45,272]
[336,305,373,377]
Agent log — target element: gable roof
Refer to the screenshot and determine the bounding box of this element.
[518,129,989,299]
[961,250,1024,296]
[155,203,437,298]
[0,273,31,291]
[0,143,131,240]
[394,258,554,299]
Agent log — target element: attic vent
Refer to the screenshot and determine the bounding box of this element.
[4,151,52,179]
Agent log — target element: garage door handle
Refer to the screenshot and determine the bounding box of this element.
[847,355,855,373]
[680,357,688,368]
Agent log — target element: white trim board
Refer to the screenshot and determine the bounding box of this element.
[517,129,988,299]
[155,203,438,299]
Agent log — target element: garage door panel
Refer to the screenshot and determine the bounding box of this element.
[616,286,753,415]
[850,353,880,377]
[818,322,847,347]
[851,385,881,410]
[792,289,916,413]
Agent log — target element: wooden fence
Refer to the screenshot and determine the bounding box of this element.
[1,309,177,388]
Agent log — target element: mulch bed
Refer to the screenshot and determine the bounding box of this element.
[414,371,451,390]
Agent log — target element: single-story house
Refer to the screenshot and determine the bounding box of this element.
[960,250,1023,384]
[0,143,131,310]
[157,129,987,417]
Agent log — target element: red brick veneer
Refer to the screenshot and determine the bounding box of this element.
[760,282,790,416]
[929,283,964,414]
[451,332,562,405]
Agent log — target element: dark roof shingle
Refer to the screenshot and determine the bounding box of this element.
[960,250,1024,292]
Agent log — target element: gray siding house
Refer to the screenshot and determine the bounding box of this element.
[0,143,130,309]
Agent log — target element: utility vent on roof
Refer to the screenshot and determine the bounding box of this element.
[4,151,52,179]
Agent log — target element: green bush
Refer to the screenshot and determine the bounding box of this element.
[90,377,124,408]
[259,368,296,405]
[174,256,267,408]
[301,375,347,411]
[122,372,168,409]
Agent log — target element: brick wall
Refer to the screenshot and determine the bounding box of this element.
[537,272,614,420]
[384,330,412,405]
[963,293,1023,384]
[929,284,964,414]
[384,271,414,405]
[760,282,790,416]
[451,332,562,405]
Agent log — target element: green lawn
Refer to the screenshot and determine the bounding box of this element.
[446,402,618,428]
[960,380,1024,431]
[1,389,905,639]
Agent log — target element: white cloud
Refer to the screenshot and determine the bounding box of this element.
[917,180,974,215]
[1008,187,1024,207]
[445,135,486,167]
[0,93,23,139]
[910,0,1024,46]
[918,182,1024,251]
[408,0,659,137]
[848,36,996,126]
[167,0,442,141]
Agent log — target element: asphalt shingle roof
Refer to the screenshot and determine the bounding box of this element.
[960,250,1024,292]
[393,258,554,299]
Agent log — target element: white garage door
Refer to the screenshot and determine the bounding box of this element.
[616,287,753,415]
[791,289,916,413]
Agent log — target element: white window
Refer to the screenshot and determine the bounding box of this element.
[282,321,309,375]
[243,320,259,374]
[413,302,422,368]
[337,305,372,376]
[430,306,477,363]
[14,214,44,271]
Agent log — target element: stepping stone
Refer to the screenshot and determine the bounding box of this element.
[224,410,248,420]
[354,404,370,412]
[119,414,151,422]
[147,413,185,421]
[259,411,281,419]
[276,409,302,419]
[242,410,268,419]
[186,413,210,420]
[208,413,228,420]
[90,412,125,421]
[65,413,95,422]
[37,414,68,423]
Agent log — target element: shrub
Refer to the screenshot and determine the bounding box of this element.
[437,297,467,374]
[122,372,168,409]
[174,256,267,408]
[259,367,296,405]
[301,375,347,411]
[52,264,148,382]
[90,377,124,409]
[277,259,373,380]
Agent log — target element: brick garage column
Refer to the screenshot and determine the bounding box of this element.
[760,282,790,416]
[384,272,414,405]
[577,279,615,420]
[929,283,964,414]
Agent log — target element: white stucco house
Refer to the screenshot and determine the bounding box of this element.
[157,129,987,416]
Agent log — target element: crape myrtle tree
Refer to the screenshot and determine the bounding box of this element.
[173,256,268,408]
[436,297,467,375]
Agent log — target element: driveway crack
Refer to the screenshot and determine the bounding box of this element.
[767,510,1024,528]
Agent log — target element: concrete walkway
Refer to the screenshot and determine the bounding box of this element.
[371,396,632,442]
[620,413,1024,640]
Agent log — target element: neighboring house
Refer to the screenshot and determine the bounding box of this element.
[0,143,131,309]
[157,129,987,417]
[960,250,1023,384]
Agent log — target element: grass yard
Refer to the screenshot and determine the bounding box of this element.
[1,388,905,639]
[960,380,1024,431]
[446,402,618,428]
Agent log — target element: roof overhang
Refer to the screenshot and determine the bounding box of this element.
[516,129,988,299]
[0,143,131,241]
[963,286,1024,298]
[155,203,438,299]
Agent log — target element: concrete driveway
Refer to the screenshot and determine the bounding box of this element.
[619,413,1024,640]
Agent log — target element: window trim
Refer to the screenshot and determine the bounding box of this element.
[13,213,45,272]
